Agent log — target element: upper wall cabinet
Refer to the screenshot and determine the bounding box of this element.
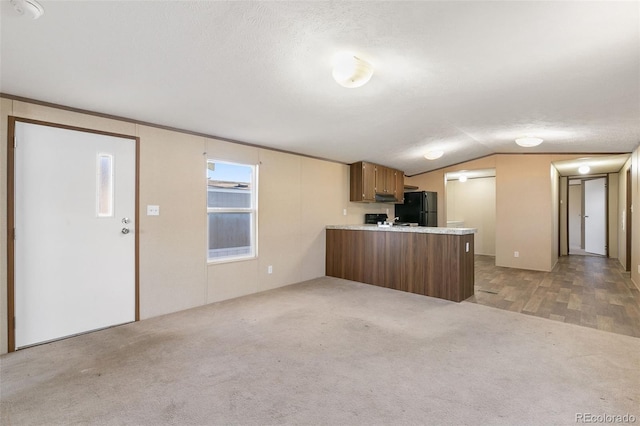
[350,161,376,202]
[394,169,405,203]
[350,161,405,203]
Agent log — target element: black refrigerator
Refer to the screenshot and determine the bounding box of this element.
[394,191,438,226]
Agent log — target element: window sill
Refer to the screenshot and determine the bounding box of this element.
[207,255,257,265]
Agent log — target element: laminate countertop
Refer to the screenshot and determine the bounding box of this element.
[326,224,477,235]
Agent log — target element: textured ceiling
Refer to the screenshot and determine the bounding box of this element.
[1,1,639,175]
[553,154,631,177]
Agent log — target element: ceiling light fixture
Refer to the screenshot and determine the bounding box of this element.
[578,165,591,174]
[10,0,44,19]
[458,175,468,183]
[515,136,543,147]
[424,150,444,160]
[332,52,374,88]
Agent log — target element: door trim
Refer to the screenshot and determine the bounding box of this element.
[626,169,632,271]
[581,176,609,257]
[567,175,609,257]
[6,116,140,352]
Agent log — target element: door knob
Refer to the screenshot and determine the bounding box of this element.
[121,228,130,234]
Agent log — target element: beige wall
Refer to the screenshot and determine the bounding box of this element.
[618,158,632,270]
[559,176,568,256]
[406,156,497,227]
[608,173,619,259]
[138,125,208,318]
[0,99,389,355]
[495,155,555,271]
[568,184,582,250]
[407,154,602,272]
[446,177,496,256]
[551,165,560,268]
[631,147,640,288]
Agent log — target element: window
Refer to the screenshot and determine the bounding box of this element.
[207,160,257,261]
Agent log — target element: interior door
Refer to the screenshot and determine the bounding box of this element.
[13,120,137,349]
[584,178,607,256]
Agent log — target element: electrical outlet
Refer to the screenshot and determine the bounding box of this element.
[147,205,160,216]
[514,251,519,258]
[343,208,347,216]
[268,265,273,274]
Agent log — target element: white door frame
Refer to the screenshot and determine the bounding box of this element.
[583,177,608,255]
[7,116,140,352]
[563,175,609,257]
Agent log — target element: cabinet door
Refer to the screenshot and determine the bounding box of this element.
[384,167,396,193]
[375,165,395,194]
[350,161,376,202]
[362,162,376,201]
[394,170,405,203]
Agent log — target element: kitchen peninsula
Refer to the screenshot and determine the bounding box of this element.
[326,225,476,302]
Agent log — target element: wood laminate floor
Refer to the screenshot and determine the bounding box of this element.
[468,255,640,338]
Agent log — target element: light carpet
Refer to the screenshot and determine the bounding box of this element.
[1,277,639,425]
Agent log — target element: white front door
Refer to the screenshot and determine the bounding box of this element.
[584,178,607,256]
[14,121,136,349]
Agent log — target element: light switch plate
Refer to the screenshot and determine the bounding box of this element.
[147,205,160,216]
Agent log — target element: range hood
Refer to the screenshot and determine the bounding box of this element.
[375,193,397,203]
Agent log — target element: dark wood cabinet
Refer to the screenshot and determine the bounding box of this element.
[350,161,376,202]
[394,169,405,202]
[326,228,475,302]
[375,166,394,195]
[350,162,404,203]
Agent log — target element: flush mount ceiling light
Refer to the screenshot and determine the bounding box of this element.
[10,0,44,19]
[332,52,374,88]
[578,165,591,174]
[515,136,543,147]
[424,150,444,160]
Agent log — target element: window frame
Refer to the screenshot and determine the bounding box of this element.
[206,159,258,263]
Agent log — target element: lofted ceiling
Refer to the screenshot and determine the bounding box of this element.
[1,1,639,176]
[553,153,631,177]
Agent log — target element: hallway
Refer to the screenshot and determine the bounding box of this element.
[469,255,640,338]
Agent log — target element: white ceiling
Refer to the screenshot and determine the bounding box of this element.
[446,169,496,181]
[1,1,639,176]
[553,153,631,177]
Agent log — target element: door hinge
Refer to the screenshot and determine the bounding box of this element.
[13,228,16,240]
[13,317,15,330]
[14,136,17,148]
